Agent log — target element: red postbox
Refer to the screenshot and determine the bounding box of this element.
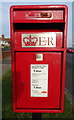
[10,5,68,113]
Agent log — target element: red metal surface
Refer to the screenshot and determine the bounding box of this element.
[13,10,64,21]
[10,5,68,113]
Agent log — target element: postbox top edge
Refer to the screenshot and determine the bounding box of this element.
[10,5,68,11]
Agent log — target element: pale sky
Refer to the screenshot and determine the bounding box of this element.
[0,0,73,47]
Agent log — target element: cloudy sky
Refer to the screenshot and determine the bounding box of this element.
[0,0,73,47]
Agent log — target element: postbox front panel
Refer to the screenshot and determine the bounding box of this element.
[15,52,62,109]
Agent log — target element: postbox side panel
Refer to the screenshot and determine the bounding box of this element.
[15,52,62,109]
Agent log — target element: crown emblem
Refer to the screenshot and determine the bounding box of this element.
[23,35,38,46]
